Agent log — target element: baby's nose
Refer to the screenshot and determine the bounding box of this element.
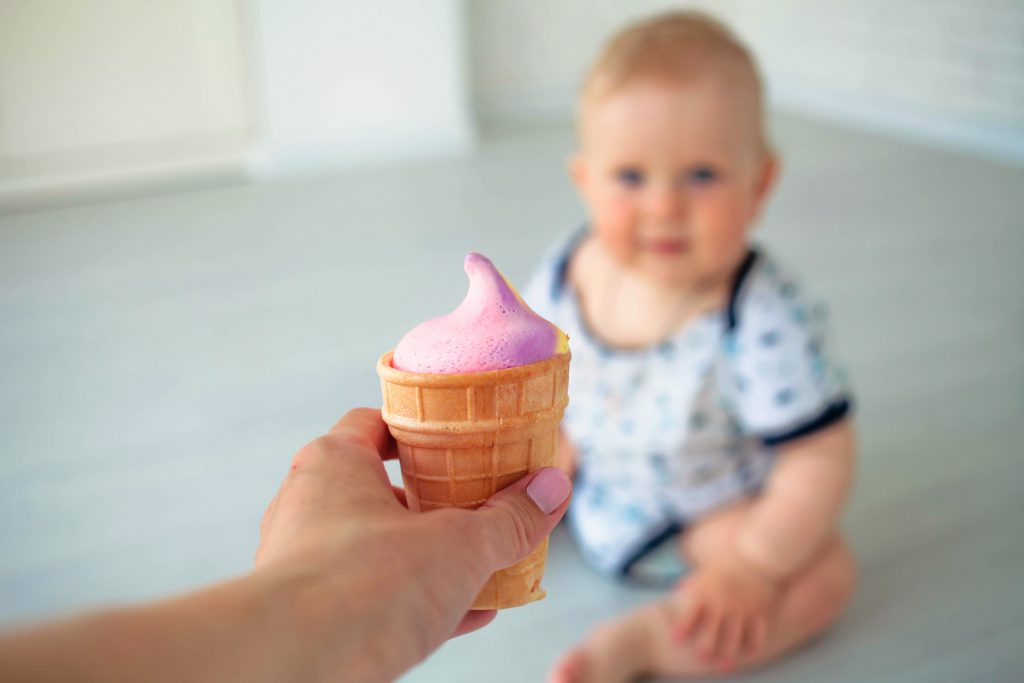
[645,183,687,221]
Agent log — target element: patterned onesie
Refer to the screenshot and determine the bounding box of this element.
[522,230,852,583]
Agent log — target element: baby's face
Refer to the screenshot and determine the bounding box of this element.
[573,78,775,290]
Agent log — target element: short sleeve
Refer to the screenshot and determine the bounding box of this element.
[521,230,582,323]
[723,254,852,446]
[520,258,558,323]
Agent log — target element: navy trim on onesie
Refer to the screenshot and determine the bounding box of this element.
[761,397,852,446]
[551,226,590,300]
[726,249,760,332]
[619,521,685,578]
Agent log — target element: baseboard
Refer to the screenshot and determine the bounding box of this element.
[247,124,477,180]
[0,154,249,215]
[770,86,1024,168]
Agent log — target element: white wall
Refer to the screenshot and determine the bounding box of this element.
[726,0,1024,166]
[468,0,1024,166]
[0,0,475,209]
[0,0,252,209]
[249,0,474,177]
[467,0,683,121]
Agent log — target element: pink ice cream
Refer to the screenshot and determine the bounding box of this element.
[392,253,569,374]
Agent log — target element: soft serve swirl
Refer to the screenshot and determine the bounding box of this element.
[392,253,569,373]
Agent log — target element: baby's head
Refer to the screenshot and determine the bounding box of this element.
[571,12,778,290]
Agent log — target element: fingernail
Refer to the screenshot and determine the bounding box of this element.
[526,468,571,514]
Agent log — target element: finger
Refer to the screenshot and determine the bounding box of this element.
[673,591,703,643]
[471,467,572,572]
[450,610,497,639]
[288,435,391,496]
[284,421,402,514]
[736,617,754,663]
[254,495,277,564]
[259,492,279,539]
[718,615,744,667]
[746,615,768,660]
[327,408,398,460]
[391,485,408,507]
[695,607,723,662]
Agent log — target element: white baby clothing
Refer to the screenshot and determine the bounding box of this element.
[522,230,852,581]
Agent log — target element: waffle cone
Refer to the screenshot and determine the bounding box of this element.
[377,350,570,609]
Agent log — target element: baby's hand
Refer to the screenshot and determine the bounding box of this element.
[556,429,577,478]
[673,556,779,669]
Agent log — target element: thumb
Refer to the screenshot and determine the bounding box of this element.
[472,467,572,572]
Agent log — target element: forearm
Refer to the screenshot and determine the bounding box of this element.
[736,420,856,580]
[0,566,386,683]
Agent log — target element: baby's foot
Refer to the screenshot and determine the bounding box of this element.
[548,647,590,683]
[549,588,748,683]
[548,616,655,683]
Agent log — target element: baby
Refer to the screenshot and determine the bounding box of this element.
[522,12,857,682]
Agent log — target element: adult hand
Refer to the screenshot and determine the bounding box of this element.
[0,408,569,683]
[255,408,573,682]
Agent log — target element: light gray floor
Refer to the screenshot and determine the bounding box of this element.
[1,113,1022,682]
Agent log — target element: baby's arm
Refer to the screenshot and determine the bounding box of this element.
[675,420,856,666]
[736,419,855,580]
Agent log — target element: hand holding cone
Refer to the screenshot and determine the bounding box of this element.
[378,253,570,609]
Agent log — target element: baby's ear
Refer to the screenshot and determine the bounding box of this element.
[746,154,780,228]
[567,153,588,189]
[755,154,780,204]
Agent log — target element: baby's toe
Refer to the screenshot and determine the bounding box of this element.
[548,647,590,683]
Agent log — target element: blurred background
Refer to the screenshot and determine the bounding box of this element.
[1,1,1022,681]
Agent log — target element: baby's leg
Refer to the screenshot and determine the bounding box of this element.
[669,501,857,675]
[549,501,856,682]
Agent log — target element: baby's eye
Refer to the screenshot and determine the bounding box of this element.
[615,168,645,187]
[686,165,719,186]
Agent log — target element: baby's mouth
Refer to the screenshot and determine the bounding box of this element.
[642,237,690,255]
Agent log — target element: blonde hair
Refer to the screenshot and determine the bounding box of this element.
[580,11,769,152]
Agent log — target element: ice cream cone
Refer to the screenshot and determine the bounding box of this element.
[377,350,570,609]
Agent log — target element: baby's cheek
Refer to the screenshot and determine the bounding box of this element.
[605,232,635,263]
[594,200,638,262]
[698,201,748,259]
[708,222,746,258]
